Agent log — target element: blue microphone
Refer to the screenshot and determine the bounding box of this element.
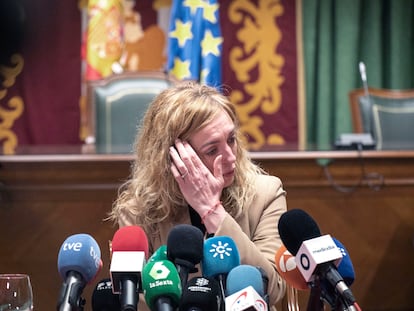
[202,236,240,278]
[226,265,264,297]
[319,237,357,310]
[57,233,102,311]
[333,237,355,286]
[225,265,268,311]
[202,236,240,311]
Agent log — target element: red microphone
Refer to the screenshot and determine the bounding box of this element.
[110,225,149,311]
[275,244,308,291]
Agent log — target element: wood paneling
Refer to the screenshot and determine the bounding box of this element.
[1,150,414,311]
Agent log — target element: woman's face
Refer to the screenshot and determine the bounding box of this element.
[189,111,237,187]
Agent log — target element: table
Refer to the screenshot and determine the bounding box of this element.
[1,148,413,311]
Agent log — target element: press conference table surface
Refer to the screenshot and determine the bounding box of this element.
[1,147,414,311]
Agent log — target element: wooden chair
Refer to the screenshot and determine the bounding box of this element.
[83,71,177,153]
[349,87,414,150]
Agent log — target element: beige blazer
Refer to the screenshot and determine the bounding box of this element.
[119,174,287,310]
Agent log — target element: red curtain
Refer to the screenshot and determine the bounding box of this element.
[1,0,82,150]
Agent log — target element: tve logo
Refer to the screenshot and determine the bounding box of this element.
[90,246,101,268]
[63,241,82,251]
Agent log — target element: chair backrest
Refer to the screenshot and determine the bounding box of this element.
[349,87,414,150]
[84,71,176,153]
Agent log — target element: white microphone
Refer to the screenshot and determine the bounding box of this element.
[278,209,357,310]
[225,286,267,311]
[295,234,343,282]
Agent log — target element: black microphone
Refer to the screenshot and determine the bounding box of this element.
[92,278,121,311]
[167,224,204,289]
[278,209,357,311]
[180,276,221,311]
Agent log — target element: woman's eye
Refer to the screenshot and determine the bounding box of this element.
[206,149,217,156]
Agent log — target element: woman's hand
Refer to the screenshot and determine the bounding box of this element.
[169,139,224,216]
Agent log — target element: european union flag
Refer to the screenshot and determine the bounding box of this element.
[167,0,223,88]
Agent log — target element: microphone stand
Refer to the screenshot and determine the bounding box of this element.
[217,274,226,311]
[306,277,324,311]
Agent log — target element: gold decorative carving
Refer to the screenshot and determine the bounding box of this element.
[0,54,25,155]
[228,0,285,150]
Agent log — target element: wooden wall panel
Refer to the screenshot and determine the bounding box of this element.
[1,150,413,311]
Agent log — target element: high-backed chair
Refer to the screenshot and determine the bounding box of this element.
[349,87,414,150]
[84,71,176,153]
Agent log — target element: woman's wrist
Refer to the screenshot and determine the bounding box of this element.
[201,202,226,233]
[201,201,222,223]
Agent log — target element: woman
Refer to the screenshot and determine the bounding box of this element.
[109,81,287,309]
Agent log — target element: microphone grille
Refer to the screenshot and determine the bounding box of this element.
[111,225,149,257]
[167,224,204,266]
[278,209,321,255]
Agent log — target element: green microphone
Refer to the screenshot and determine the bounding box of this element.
[148,245,168,262]
[142,259,182,311]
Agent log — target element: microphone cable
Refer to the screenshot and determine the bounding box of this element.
[323,143,384,193]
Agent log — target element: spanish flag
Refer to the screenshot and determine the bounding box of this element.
[84,0,123,80]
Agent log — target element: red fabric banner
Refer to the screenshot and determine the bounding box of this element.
[1,0,82,152]
[220,0,299,150]
[0,0,299,154]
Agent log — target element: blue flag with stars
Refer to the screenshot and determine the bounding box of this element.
[167,0,223,87]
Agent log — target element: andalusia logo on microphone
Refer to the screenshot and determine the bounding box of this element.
[207,240,234,259]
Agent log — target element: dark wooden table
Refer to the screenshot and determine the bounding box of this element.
[1,147,413,311]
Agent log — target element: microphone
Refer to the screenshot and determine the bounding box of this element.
[278,209,357,309]
[318,238,357,310]
[225,265,267,311]
[142,259,182,311]
[202,236,240,311]
[274,244,308,291]
[180,276,221,311]
[358,61,369,97]
[148,245,168,262]
[110,225,149,311]
[333,238,355,287]
[167,224,204,288]
[57,233,102,311]
[91,278,121,311]
[255,267,270,308]
[226,265,264,298]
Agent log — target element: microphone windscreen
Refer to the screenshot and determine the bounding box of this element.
[148,245,168,262]
[180,276,220,311]
[57,233,102,283]
[274,244,308,290]
[142,260,182,310]
[91,278,120,311]
[332,237,355,286]
[167,224,204,267]
[202,236,240,277]
[111,225,149,258]
[226,265,264,297]
[278,209,321,255]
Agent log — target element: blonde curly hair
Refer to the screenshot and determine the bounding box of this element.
[109,81,265,235]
